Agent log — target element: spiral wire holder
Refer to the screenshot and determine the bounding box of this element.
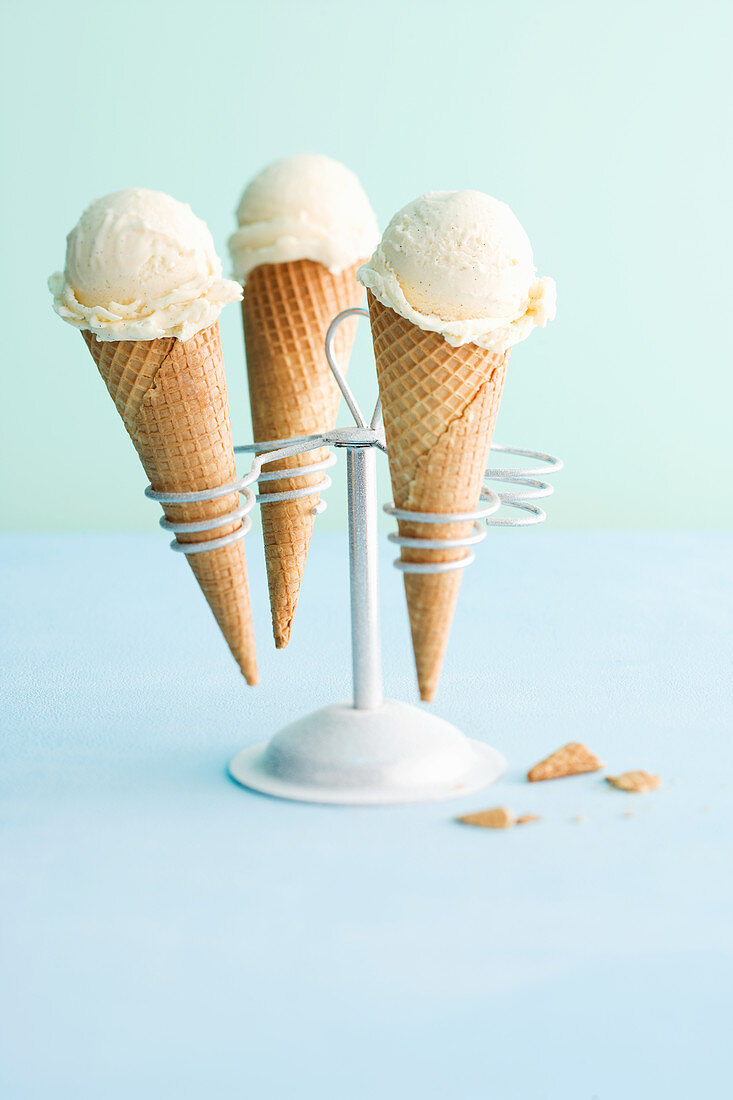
[145,476,258,554]
[144,425,344,556]
[384,445,562,574]
[385,496,501,574]
[483,443,563,525]
[138,307,562,803]
[143,306,562,803]
[234,435,337,516]
[218,307,563,804]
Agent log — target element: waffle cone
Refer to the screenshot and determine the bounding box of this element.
[367,294,508,702]
[82,323,258,684]
[242,258,363,647]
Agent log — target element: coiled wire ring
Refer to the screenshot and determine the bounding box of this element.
[384,445,562,572]
[145,477,258,554]
[384,491,501,574]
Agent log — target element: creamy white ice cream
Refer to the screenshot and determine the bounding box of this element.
[49,189,242,342]
[228,154,380,283]
[358,190,556,353]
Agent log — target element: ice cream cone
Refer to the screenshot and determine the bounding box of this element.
[242,258,363,648]
[367,293,508,702]
[83,322,258,684]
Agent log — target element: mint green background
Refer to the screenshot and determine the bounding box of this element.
[1,0,730,531]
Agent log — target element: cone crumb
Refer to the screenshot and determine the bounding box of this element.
[456,807,516,829]
[516,814,541,825]
[606,771,660,793]
[572,815,587,824]
[527,742,604,782]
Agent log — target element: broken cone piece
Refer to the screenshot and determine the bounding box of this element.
[456,807,516,829]
[527,742,604,782]
[606,771,660,793]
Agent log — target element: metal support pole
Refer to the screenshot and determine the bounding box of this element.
[347,444,383,710]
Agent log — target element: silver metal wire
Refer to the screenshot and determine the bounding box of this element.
[145,436,338,553]
[483,445,563,528]
[234,436,336,515]
[158,502,253,534]
[325,308,370,428]
[485,443,564,479]
[384,492,501,574]
[144,479,258,555]
[168,517,254,555]
[384,446,562,572]
[145,473,256,505]
[141,310,373,553]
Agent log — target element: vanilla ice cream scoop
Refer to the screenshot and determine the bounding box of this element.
[228,154,380,283]
[49,189,242,342]
[358,190,556,353]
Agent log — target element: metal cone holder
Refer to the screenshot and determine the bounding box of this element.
[146,307,562,805]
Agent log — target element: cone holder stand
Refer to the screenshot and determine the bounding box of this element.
[146,307,562,805]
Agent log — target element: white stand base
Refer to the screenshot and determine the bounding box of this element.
[228,700,506,806]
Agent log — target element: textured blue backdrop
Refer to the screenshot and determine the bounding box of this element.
[1,0,730,531]
[2,531,732,1097]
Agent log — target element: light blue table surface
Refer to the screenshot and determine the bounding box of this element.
[1,532,731,1099]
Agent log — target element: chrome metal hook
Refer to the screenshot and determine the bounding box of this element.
[325,307,385,447]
